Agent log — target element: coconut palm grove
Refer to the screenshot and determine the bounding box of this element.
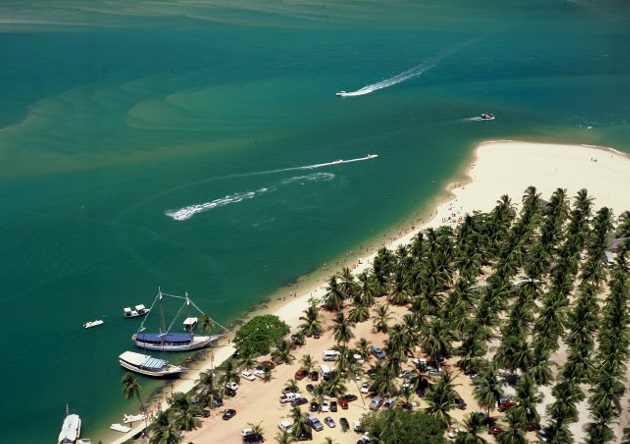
[126,186,630,444]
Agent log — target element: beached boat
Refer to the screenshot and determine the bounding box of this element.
[83,320,104,329]
[480,113,495,120]
[110,423,131,433]
[123,304,150,318]
[58,405,81,444]
[118,350,186,378]
[132,289,221,352]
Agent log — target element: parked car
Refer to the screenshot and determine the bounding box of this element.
[260,360,276,369]
[225,382,239,391]
[277,420,292,432]
[254,369,266,379]
[330,401,338,412]
[382,397,395,410]
[370,345,386,359]
[193,408,211,418]
[498,400,519,412]
[294,369,309,380]
[291,397,309,407]
[341,394,358,402]
[338,398,348,410]
[313,331,321,339]
[241,371,255,381]
[222,408,236,420]
[357,433,371,444]
[352,420,363,432]
[320,398,330,412]
[241,428,254,437]
[324,416,336,428]
[225,388,237,397]
[307,414,324,432]
[279,392,298,403]
[339,417,350,431]
[360,382,370,393]
[306,384,315,394]
[242,432,265,443]
[296,429,312,441]
[310,402,320,412]
[310,371,319,381]
[369,396,383,410]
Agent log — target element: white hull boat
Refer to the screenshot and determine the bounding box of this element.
[58,406,81,444]
[83,320,104,329]
[123,304,150,318]
[119,350,186,378]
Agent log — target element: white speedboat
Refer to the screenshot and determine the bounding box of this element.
[58,406,81,444]
[480,113,495,120]
[83,320,104,329]
[123,304,150,318]
[336,90,347,96]
[366,154,378,159]
[118,350,186,378]
[332,159,343,164]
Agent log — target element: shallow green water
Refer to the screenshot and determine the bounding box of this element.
[0,0,629,441]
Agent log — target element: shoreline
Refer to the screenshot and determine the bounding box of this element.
[108,139,630,444]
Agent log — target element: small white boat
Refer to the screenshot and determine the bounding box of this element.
[58,405,81,444]
[336,90,347,96]
[119,350,186,378]
[110,423,131,433]
[83,320,104,329]
[123,413,146,424]
[480,113,495,120]
[123,304,150,318]
[366,154,378,159]
[332,159,343,164]
[183,316,198,331]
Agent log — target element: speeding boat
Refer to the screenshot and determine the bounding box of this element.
[84,320,104,329]
[366,154,378,159]
[332,159,343,164]
[336,91,347,96]
[480,113,495,120]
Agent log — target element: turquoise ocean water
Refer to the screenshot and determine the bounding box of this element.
[1,0,629,442]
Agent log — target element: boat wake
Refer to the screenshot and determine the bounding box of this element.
[165,189,268,221]
[165,154,378,221]
[336,60,436,97]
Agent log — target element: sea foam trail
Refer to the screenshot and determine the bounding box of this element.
[165,155,377,221]
[165,189,268,221]
[336,60,436,97]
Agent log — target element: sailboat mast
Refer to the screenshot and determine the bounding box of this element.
[159,288,166,335]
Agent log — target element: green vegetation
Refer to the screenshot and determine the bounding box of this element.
[361,409,446,444]
[233,314,291,356]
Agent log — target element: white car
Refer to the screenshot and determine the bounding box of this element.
[321,398,330,412]
[241,428,254,437]
[360,382,370,394]
[254,369,265,379]
[225,381,239,391]
[241,371,255,381]
[277,420,293,433]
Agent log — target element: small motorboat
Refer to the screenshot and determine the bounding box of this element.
[84,319,104,329]
[366,154,378,159]
[480,113,495,120]
[336,90,347,96]
[123,304,150,318]
[332,159,343,164]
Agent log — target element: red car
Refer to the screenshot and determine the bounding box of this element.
[498,400,519,412]
[294,369,308,381]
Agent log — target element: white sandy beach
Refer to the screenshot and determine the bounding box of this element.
[112,140,630,444]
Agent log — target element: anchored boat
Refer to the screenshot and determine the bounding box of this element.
[118,350,186,378]
[58,405,81,444]
[132,289,223,352]
[123,304,150,318]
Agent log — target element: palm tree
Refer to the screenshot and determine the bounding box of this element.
[348,293,371,323]
[373,304,393,334]
[271,339,296,365]
[122,372,148,432]
[284,379,300,394]
[323,370,347,397]
[275,430,296,444]
[323,275,346,311]
[496,407,528,444]
[288,405,310,441]
[514,374,542,424]
[196,369,221,411]
[301,353,317,373]
[170,393,201,432]
[472,363,504,416]
[298,303,323,337]
[330,311,355,346]
[455,413,488,444]
[219,358,241,387]
[149,410,180,444]
[424,371,460,429]
[420,318,453,371]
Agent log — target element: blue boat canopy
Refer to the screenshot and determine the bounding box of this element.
[141,356,167,369]
[136,332,193,344]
